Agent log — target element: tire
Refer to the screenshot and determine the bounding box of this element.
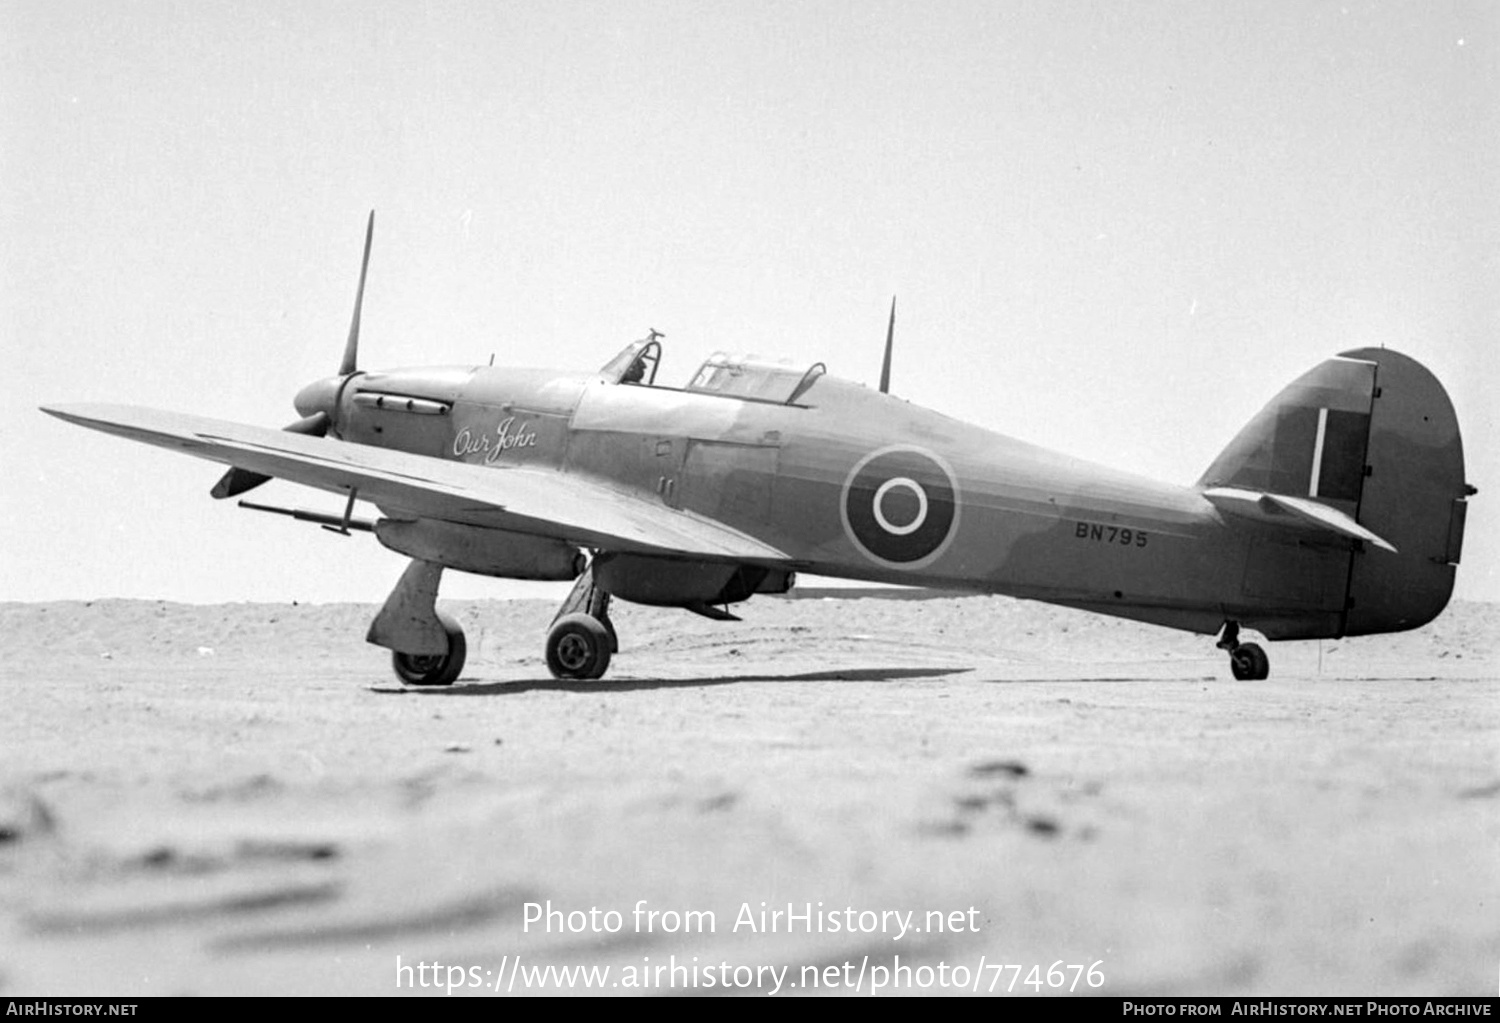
[1229,641,1270,681]
[392,613,466,686]
[547,613,612,680]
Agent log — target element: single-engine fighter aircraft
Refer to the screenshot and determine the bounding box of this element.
[43,214,1475,684]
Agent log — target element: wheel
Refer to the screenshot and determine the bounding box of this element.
[600,613,619,654]
[546,613,612,680]
[391,613,466,686]
[1229,641,1269,681]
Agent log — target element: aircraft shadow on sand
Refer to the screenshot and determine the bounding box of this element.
[369,665,971,696]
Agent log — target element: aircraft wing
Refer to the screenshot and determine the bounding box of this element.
[1201,486,1396,552]
[41,403,793,563]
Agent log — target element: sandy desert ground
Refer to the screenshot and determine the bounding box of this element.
[1,592,1496,997]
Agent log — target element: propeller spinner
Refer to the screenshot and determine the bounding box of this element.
[210,211,375,499]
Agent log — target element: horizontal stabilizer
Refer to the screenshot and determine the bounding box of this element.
[1202,487,1397,553]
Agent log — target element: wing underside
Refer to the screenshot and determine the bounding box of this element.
[41,403,792,564]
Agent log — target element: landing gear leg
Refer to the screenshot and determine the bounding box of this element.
[1217,619,1269,680]
[547,564,614,680]
[368,559,467,686]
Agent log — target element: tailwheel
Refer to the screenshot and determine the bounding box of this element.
[392,612,466,686]
[1229,641,1270,681]
[546,613,612,680]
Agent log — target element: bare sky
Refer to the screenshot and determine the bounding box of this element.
[3,0,1496,605]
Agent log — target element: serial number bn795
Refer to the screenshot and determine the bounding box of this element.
[1075,522,1149,548]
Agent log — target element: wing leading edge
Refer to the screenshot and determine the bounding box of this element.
[41,403,793,564]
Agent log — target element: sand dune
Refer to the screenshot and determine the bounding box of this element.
[1,594,1496,995]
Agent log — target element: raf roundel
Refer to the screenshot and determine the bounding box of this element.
[840,445,961,568]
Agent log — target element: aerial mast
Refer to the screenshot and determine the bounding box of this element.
[878,296,896,394]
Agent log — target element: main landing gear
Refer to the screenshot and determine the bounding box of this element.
[368,559,468,686]
[369,558,621,686]
[391,612,466,686]
[545,567,617,681]
[1217,620,1270,680]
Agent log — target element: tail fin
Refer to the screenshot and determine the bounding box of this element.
[1199,349,1471,636]
[1198,355,1377,508]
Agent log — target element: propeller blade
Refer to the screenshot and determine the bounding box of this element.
[210,466,273,500]
[879,295,896,394]
[208,412,328,499]
[214,212,371,500]
[283,412,331,436]
[339,211,375,376]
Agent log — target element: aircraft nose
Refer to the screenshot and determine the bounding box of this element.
[294,376,342,419]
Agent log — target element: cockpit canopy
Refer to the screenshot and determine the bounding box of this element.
[685,353,826,404]
[599,337,825,405]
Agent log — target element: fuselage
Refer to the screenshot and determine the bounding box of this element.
[331,358,1340,640]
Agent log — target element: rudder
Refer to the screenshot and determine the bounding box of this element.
[1339,348,1470,635]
